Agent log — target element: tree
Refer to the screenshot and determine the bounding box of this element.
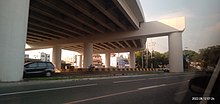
[183,50,200,69]
[183,50,200,62]
[150,51,168,68]
[199,45,220,68]
[135,49,151,68]
[135,50,145,68]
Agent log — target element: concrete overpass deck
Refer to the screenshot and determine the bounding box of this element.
[26,0,147,55]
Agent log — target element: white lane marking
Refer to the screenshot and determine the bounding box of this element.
[65,89,138,104]
[138,84,166,90]
[65,80,189,104]
[175,90,187,95]
[0,84,97,96]
[113,79,146,84]
[149,75,194,80]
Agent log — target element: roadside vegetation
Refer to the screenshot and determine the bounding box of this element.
[135,45,220,70]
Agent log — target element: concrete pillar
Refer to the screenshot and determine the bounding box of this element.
[53,46,62,70]
[79,55,82,68]
[168,32,184,72]
[83,42,93,67]
[0,0,30,81]
[129,51,135,68]
[105,53,111,68]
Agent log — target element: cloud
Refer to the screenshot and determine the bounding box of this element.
[187,21,220,51]
[204,22,220,33]
[191,21,220,36]
[145,9,194,22]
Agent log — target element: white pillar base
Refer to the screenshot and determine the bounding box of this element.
[83,42,93,68]
[0,0,30,81]
[78,55,82,68]
[52,46,62,70]
[105,53,111,68]
[168,32,184,72]
[129,51,135,68]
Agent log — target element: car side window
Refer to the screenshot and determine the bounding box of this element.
[28,63,38,68]
[47,63,54,68]
[38,62,47,67]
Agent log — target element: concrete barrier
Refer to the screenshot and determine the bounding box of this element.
[61,67,161,74]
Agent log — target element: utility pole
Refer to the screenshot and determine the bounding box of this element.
[141,50,144,68]
[148,39,156,68]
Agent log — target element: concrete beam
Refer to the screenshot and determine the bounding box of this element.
[28,17,185,49]
[94,47,142,54]
[112,0,140,29]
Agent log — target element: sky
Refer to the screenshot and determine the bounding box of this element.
[140,0,220,52]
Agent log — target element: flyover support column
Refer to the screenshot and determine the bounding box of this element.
[53,46,62,70]
[79,55,82,68]
[83,42,93,68]
[168,32,184,72]
[129,51,135,68]
[105,52,111,68]
[0,0,30,81]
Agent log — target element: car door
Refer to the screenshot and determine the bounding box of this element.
[37,62,47,73]
[24,62,38,74]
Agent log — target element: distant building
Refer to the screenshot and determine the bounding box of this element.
[40,52,50,62]
[93,54,103,68]
[117,55,129,68]
[63,56,74,65]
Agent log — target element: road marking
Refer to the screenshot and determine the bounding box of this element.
[0,83,97,96]
[65,80,189,104]
[113,79,146,84]
[138,84,166,90]
[65,89,138,104]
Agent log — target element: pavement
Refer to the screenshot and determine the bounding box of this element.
[0,72,209,104]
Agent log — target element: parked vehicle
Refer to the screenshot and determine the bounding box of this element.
[23,62,55,77]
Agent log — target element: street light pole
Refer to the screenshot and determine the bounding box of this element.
[141,50,144,68]
[151,50,154,68]
[149,39,156,68]
[145,39,148,68]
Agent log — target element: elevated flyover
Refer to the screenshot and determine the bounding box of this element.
[0,0,185,81]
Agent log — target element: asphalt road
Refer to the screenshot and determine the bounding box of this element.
[0,73,205,104]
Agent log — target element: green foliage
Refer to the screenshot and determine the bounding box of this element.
[199,45,220,68]
[150,51,168,68]
[183,50,199,69]
[183,50,200,62]
[135,50,148,68]
[135,50,168,68]
[134,45,219,69]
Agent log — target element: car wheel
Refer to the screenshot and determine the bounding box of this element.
[45,71,52,77]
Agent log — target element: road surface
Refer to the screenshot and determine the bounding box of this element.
[0,73,203,104]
